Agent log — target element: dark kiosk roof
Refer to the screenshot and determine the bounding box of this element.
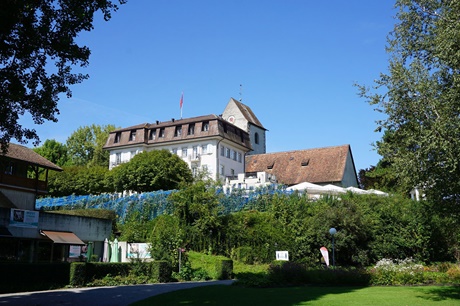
[245,145,354,186]
[2,143,62,171]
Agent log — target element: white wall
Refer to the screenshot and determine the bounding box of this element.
[108,139,246,182]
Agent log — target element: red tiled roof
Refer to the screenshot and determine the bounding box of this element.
[2,144,62,171]
[245,145,353,186]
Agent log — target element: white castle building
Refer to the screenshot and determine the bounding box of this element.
[103,98,266,181]
[104,97,360,189]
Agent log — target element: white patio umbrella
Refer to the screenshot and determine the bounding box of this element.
[322,184,347,194]
[110,238,119,262]
[286,182,328,194]
[103,238,109,262]
[368,189,389,196]
[345,186,370,194]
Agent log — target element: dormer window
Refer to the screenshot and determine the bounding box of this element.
[129,130,136,142]
[267,161,275,169]
[159,128,165,138]
[188,123,195,135]
[174,126,182,137]
[202,121,209,132]
[114,132,121,143]
[301,159,310,166]
[149,129,156,140]
[255,132,259,145]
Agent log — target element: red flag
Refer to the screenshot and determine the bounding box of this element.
[180,92,183,109]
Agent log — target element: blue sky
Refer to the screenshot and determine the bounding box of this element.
[21,0,396,171]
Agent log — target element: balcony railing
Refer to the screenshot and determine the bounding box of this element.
[188,154,200,162]
[0,173,47,194]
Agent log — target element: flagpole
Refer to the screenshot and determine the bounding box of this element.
[180,92,183,119]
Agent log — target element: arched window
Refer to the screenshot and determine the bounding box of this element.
[254,132,259,144]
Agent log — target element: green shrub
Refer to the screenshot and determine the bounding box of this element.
[446,265,460,282]
[70,262,87,287]
[216,259,233,280]
[304,267,371,286]
[268,261,308,285]
[188,251,233,280]
[173,261,194,281]
[150,260,172,283]
[0,262,70,293]
[172,262,211,281]
[370,258,425,285]
[192,268,210,281]
[234,272,272,287]
[231,247,256,264]
[129,258,151,277]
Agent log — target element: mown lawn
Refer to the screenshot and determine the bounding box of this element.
[131,284,460,306]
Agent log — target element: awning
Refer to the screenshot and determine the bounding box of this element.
[40,230,85,245]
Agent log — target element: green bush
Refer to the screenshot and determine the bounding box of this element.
[303,267,371,286]
[70,262,87,287]
[0,262,70,293]
[216,259,233,280]
[234,272,272,287]
[370,258,425,285]
[187,251,234,280]
[268,261,308,285]
[231,247,256,264]
[446,265,460,282]
[150,260,172,283]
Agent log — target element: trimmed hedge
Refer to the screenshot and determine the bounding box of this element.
[151,260,171,282]
[216,259,233,280]
[70,262,132,285]
[69,261,173,286]
[0,262,70,293]
[69,262,87,286]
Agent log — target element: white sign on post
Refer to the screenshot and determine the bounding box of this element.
[276,251,289,261]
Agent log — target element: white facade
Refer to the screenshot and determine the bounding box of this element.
[108,140,247,182]
[105,115,252,182]
[223,171,277,193]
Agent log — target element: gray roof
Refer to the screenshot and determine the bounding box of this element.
[229,98,266,130]
[104,114,252,151]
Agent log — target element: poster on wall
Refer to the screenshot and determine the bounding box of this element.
[127,243,151,259]
[69,245,82,258]
[10,209,39,228]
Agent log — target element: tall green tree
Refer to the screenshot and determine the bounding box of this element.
[0,0,126,152]
[358,0,460,202]
[66,124,116,167]
[47,165,111,196]
[358,158,403,194]
[33,139,70,167]
[109,150,193,193]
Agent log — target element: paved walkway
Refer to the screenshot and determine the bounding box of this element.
[0,280,235,306]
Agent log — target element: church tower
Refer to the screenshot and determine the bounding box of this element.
[222,98,266,155]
